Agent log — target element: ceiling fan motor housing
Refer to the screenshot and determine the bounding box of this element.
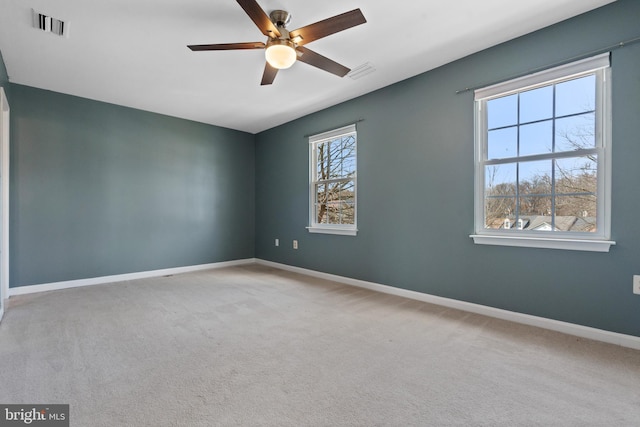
[269,10,291,28]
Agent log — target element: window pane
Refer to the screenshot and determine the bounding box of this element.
[555,195,597,219]
[327,141,343,179]
[520,195,552,218]
[555,113,595,152]
[554,157,597,196]
[339,135,356,177]
[315,183,328,224]
[555,195,597,232]
[485,197,516,229]
[485,163,516,228]
[339,181,356,225]
[485,164,516,196]
[338,203,355,225]
[555,75,595,117]
[326,182,340,223]
[317,135,356,180]
[519,160,551,196]
[520,120,553,156]
[316,142,329,181]
[487,94,517,129]
[325,181,354,224]
[488,127,517,159]
[555,157,597,232]
[520,85,553,123]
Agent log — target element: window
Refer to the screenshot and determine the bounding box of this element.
[308,124,357,235]
[471,54,614,252]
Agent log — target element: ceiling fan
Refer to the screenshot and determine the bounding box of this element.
[187,0,367,85]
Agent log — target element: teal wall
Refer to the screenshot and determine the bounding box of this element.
[255,0,640,337]
[10,85,255,287]
[0,50,8,97]
[0,50,7,315]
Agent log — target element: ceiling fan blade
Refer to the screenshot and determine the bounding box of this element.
[236,0,281,38]
[188,42,265,51]
[296,46,350,77]
[289,9,366,46]
[261,62,278,85]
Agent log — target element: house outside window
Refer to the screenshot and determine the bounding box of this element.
[308,124,357,236]
[471,54,614,252]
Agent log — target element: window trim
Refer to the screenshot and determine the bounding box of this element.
[307,124,358,236]
[471,53,615,252]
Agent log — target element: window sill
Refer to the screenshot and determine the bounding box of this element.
[470,234,615,252]
[307,226,357,236]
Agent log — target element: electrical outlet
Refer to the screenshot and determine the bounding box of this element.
[293,240,298,250]
[275,238,279,247]
[634,275,640,295]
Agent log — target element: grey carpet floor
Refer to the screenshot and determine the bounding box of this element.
[1,264,639,426]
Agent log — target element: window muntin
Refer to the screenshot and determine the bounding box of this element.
[473,54,613,251]
[308,124,357,235]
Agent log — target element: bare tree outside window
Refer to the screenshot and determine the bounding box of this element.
[315,135,356,224]
[309,125,357,234]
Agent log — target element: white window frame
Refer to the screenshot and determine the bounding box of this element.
[470,54,615,252]
[307,124,358,236]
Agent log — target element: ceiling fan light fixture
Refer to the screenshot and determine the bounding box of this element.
[265,40,296,69]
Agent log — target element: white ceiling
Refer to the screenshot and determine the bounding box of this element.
[0,0,615,134]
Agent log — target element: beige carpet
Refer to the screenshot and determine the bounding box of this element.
[1,264,639,426]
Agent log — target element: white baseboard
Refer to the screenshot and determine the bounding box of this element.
[8,258,257,297]
[256,259,640,351]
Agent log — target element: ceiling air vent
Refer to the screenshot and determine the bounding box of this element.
[32,9,68,37]
[348,62,376,80]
